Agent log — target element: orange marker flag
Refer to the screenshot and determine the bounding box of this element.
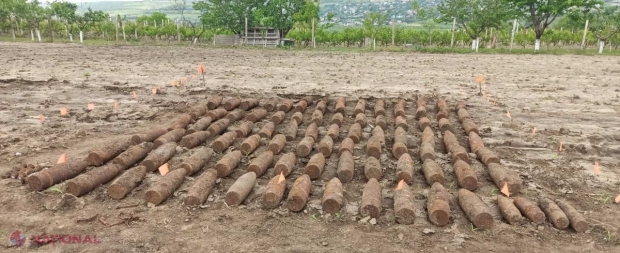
[593,162,600,174]
[39,114,45,123]
[132,91,137,98]
[192,75,196,80]
[559,142,563,152]
[278,172,285,183]
[531,127,537,135]
[60,107,68,116]
[506,111,511,119]
[113,101,119,110]
[396,179,405,190]
[615,194,620,204]
[158,163,170,176]
[152,88,157,94]
[198,64,205,74]
[494,99,498,105]
[501,182,510,197]
[57,153,67,164]
[87,103,95,110]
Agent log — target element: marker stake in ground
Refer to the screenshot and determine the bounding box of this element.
[593,162,600,174]
[39,114,44,123]
[159,163,170,176]
[501,182,510,197]
[57,153,67,164]
[60,107,68,116]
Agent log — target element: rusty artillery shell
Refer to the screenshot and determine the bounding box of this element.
[355,113,367,128]
[65,163,123,197]
[274,152,296,177]
[235,121,254,138]
[428,182,451,226]
[436,107,449,121]
[240,134,261,155]
[87,138,132,166]
[394,181,415,225]
[188,105,207,120]
[442,131,460,153]
[322,178,343,214]
[458,188,494,229]
[334,97,346,114]
[539,197,569,229]
[278,99,294,112]
[366,135,382,159]
[188,117,213,134]
[296,137,315,158]
[364,156,383,180]
[487,163,522,195]
[311,110,323,126]
[206,107,228,120]
[180,148,214,176]
[396,153,414,183]
[224,97,241,111]
[248,151,274,177]
[513,197,546,224]
[331,113,344,127]
[392,142,408,160]
[225,172,257,206]
[287,174,312,211]
[240,98,259,111]
[423,159,445,186]
[185,169,217,206]
[264,100,277,112]
[283,120,298,141]
[294,100,308,113]
[395,116,408,130]
[212,131,238,153]
[259,122,276,138]
[247,108,268,123]
[394,99,406,117]
[415,106,426,120]
[497,195,523,225]
[372,126,385,144]
[375,115,387,130]
[180,131,210,149]
[291,111,304,125]
[336,151,355,183]
[374,100,385,117]
[153,129,185,148]
[419,142,436,162]
[457,109,471,123]
[207,95,223,110]
[418,117,430,131]
[461,118,480,135]
[455,101,467,111]
[132,127,167,145]
[225,109,246,122]
[305,123,319,141]
[438,118,452,134]
[318,136,334,158]
[142,142,177,172]
[315,100,327,114]
[451,145,470,164]
[271,111,286,125]
[145,168,186,205]
[468,132,484,153]
[476,147,500,166]
[354,99,366,116]
[327,124,340,140]
[416,96,427,108]
[394,127,408,146]
[436,98,448,110]
[421,127,435,147]
[555,199,589,232]
[268,134,287,155]
[305,153,326,179]
[112,142,154,169]
[168,114,192,131]
[360,178,382,218]
[347,123,362,143]
[207,118,230,136]
[339,137,354,156]
[261,173,287,209]
[108,165,147,200]
[454,160,478,191]
[215,150,242,178]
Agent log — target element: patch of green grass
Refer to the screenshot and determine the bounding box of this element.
[46,186,63,194]
[471,223,479,232]
[311,214,318,220]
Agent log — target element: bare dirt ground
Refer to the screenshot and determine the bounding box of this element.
[0,42,619,252]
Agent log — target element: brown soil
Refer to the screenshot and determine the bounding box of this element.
[1,42,619,252]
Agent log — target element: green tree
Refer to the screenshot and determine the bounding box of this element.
[590,5,620,53]
[504,0,601,51]
[362,11,389,49]
[436,0,513,51]
[194,0,259,34]
[75,7,108,43]
[50,1,77,40]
